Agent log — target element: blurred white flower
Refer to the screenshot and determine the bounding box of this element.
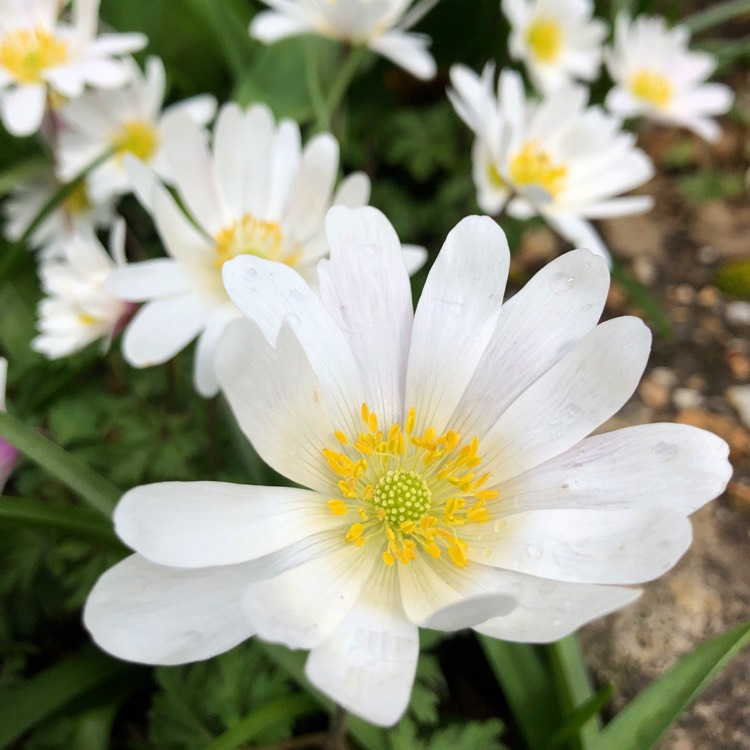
[3,167,114,258]
[250,0,438,80]
[32,220,132,359]
[85,207,731,726]
[605,14,733,143]
[0,0,146,136]
[57,57,217,202]
[108,102,424,398]
[0,357,19,494]
[502,0,606,93]
[448,65,654,262]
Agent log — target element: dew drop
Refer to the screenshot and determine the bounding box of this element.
[243,267,258,280]
[527,544,543,560]
[551,271,576,293]
[483,549,494,560]
[450,302,466,318]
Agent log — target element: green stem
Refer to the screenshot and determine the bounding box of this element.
[547,636,599,750]
[0,412,120,517]
[324,43,367,131]
[0,496,125,552]
[305,41,330,133]
[204,694,318,750]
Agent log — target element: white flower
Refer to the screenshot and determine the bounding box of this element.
[605,14,733,143]
[0,357,19,494]
[502,0,606,93]
[57,57,217,202]
[448,64,654,262]
[32,220,131,359]
[84,207,731,727]
[108,102,424,398]
[250,0,438,80]
[3,167,114,258]
[0,0,146,136]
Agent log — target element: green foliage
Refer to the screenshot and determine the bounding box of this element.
[677,169,746,203]
[715,259,750,299]
[389,718,508,750]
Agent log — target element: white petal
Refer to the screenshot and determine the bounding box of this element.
[305,568,419,727]
[212,103,249,219]
[398,555,516,630]
[242,540,372,649]
[221,256,364,436]
[450,249,609,439]
[475,574,641,643]
[265,119,301,221]
[193,304,239,398]
[2,84,46,136]
[370,30,437,80]
[497,423,731,516]
[545,214,612,264]
[405,216,510,435]
[481,316,651,482]
[122,294,214,367]
[115,482,341,568]
[216,319,338,493]
[333,172,371,208]
[250,10,312,42]
[402,244,428,275]
[318,206,412,425]
[106,259,198,301]
[83,554,255,665]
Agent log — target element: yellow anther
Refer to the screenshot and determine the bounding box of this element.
[447,539,469,568]
[361,403,370,424]
[423,542,442,559]
[475,489,499,501]
[405,407,416,435]
[328,499,348,516]
[346,523,365,543]
[383,551,395,566]
[355,537,366,548]
[0,26,68,84]
[363,484,374,500]
[400,520,416,534]
[509,141,568,197]
[335,430,349,444]
[630,69,673,108]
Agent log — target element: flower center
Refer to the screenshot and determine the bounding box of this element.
[0,26,68,84]
[214,213,301,268]
[324,404,496,568]
[115,120,159,163]
[526,19,562,62]
[509,141,568,197]
[629,70,673,108]
[63,182,91,216]
[487,162,507,191]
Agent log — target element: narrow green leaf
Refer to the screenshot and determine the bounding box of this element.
[683,0,750,33]
[205,693,318,750]
[0,412,121,517]
[544,685,613,750]
[0,647,136,748]
[610,265,675,342]
[599,620,750,750]
[0,155,47,198]
[547,635,600,750]
[260,643,389,750]
[0,496,125,552]
[479,636,560,750]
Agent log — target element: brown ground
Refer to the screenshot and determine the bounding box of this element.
[511,86,750,749]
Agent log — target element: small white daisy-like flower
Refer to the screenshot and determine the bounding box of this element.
[250,0,438,80]
[605,14,733,143]
[0,357,19,494]
[108,102,425,398]
[502,0,607,93]
[0,0,146,136]
[32,220,132,359]
[85,207,731,726]
[3,167,115,258]
[57,57,217,202]
[448,64,654,262]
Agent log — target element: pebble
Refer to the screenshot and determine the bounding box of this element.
[674,284,696,305]
[726,385,750,429]
[697,286,721,308]
[673,388,703,410]
[639,367,677,409]
[726,301,750,327]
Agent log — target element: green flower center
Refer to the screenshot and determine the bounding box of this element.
[373,470,432,526]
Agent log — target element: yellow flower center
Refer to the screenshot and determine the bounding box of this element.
[487,162,507,191]
[0,26,68,84]
[77,312,98,327]
[214,213,301,268]
[629,70,673,108]
[114,120,160,163]
[62,182,91,216]
[526,19,562,63]
[324,404,496,569]
[509,141,568,197]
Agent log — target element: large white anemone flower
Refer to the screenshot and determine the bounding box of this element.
[605,14,734,143]
[3,167,114,259]
[32,220,131,359]
[250,0,439,80]
[57,57,217,202]
[502,0,606,93]
[448,65,654,262]
[0,0,146,136]
[84,207,731,727]
[108,102,424,398]
[0,357,19,494]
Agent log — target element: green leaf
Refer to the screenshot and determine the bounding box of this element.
[0,412,121,517]
[0,156,47,198]
[598,620,750,750]
[0,647,136,748]
[0,497,124,552]
[478,636,560,750]
[204,694,318,750]
[544,685,614,750]
[683,0,750,33]
[547,636,600,750]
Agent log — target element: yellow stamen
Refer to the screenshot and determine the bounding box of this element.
[526,18,562,63]
[509,141,568,197]
[115,120,159,163]
[0,26,67,84]
[213,212,300,268]
[629,69,673,108]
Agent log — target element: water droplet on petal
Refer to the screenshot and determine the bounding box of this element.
[483,549,494,559]
[527,544,543,560]
[244,268,258,280]
[551,271,576,293]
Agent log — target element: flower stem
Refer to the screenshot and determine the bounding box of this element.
[325,705,348,750]
[323,43,367,132]
[305,40,330,133]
